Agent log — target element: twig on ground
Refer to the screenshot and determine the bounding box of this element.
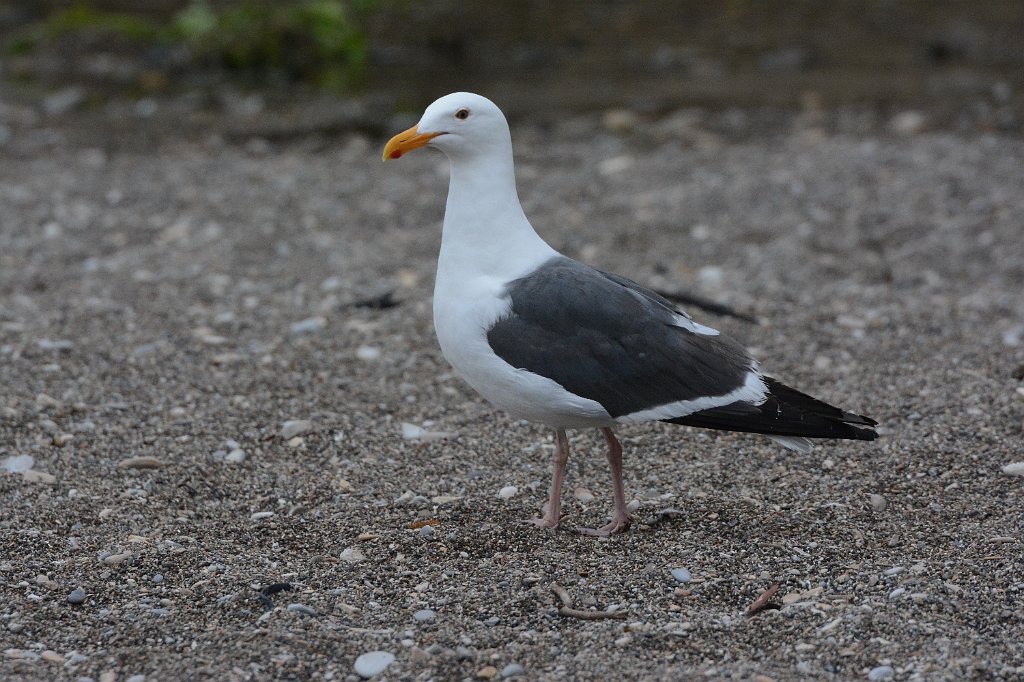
[745,581,781,617]
[258,582,293,610]
[550,583,628,621]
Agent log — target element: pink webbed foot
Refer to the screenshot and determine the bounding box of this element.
[522,514,563,530]
[576,513,632,537]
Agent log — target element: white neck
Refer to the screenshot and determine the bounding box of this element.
[436,149,556,286]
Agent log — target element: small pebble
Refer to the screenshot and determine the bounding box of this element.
[477,666,498,679]
[498,486,518,499]
[501,663,525,678]
[290,317,325,335]
[868,666,895,681]
[419,525,435,538]
[671,568,692,583]
[354,651,395,678]
[126,675,146,682]
[340,546,366,563]
[888,588,905,599]
[116,456,165,470]
[152,574,164,584]
[413,609,436,622]
[280,420,313,439]
[356,345,382,361]
[869,494,887,512]
[1001,462,1024,476]
[2,454,34,473]
[225,448,246,463]
[287,603,316,616]
[67,588,87,604]
[250,512,275,520]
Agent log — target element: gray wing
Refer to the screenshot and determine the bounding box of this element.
[486,257,755,418]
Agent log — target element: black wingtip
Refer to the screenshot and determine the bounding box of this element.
[664,376,879,442]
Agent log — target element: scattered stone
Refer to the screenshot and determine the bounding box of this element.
[68,588,87,604]
[869,494,887,512]
[22,469,57,484]
[889,588,905,600]
[290,317,325,335]
[356,345,382,361]
[498,485,518,499]
[38,338,74,351]
[501,663,525,678]
[354,651,395,678]
[889,110,926,135]
[401,422,457,441]
[477,666,498,679]
[225,448,247,463]
[671,568,692,583]
[250,512,275,521]
[126,675,146,682]
[1001,462,1024,476]
[413,609,436,622]
[280,420,313,439]
[103,552,132,565]
[35,393,63,410]
[2,454,33,473]
[116,456,165,470]
[41,650,65,663]
[286,603,316,616]
[43,86,87,116]
[573,487,595,503]
[419,525,435,538]
[868,665,895,681]
[340,546,366,563]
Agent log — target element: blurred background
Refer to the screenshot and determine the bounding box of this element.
[1,0,1022,146]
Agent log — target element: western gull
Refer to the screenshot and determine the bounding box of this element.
[382,92,878,536]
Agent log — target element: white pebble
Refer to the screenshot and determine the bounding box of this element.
[2,455,34,473]
[401,422,457,441]
[356,346,381,361]
[1001,462,1024,476]
[354,651,395,679]
[340,546,366,563]
[287,603,316,616]
[671,568,692,583]
[225,449,247,463]
[290,317,325,335]
[498,486,518,499]
[868,665,895,681]
[280,419,313,439]
[869,494,887,512]
[250,512,275,521]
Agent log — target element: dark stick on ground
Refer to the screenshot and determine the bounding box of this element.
[649,288,760,324]
[745,582,782,617]
[259,583,293,610]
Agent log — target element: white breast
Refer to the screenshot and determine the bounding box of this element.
[432,273,612,429]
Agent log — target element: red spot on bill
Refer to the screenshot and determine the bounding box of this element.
[390,150,403,159]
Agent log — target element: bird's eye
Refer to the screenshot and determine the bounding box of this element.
[454,108,470,120]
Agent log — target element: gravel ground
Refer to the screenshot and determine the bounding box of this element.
[1,107,1023,681]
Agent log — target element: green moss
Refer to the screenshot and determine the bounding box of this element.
[6,0,378,89]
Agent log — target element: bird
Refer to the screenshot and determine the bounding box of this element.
[382,92,877,536]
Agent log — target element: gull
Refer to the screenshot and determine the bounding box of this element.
[382,93,877,536]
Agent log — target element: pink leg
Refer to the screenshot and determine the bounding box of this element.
[525,429,569,529]
[577,428,632,537]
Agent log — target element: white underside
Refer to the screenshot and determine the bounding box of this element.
[614,369,767,424]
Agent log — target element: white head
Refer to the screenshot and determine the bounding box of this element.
[382,92,511,162]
